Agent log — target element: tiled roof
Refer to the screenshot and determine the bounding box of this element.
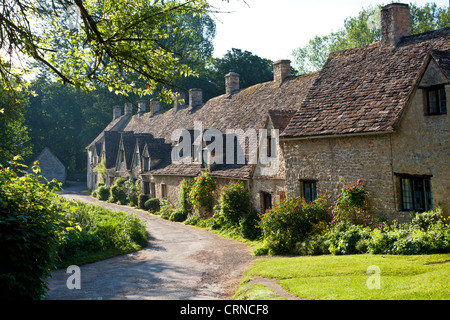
[90,71,318,178]
[281,27,450,138]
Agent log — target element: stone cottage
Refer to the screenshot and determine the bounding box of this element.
[87,61,317,212]
[281,3,449,221]
[28,147,66,184]
[87,3,449,220]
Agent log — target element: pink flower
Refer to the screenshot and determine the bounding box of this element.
[357,179,362,184]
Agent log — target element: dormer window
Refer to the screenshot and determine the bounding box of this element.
[426,85,447,115]
[143,155,150,171]
[135,151,140,168]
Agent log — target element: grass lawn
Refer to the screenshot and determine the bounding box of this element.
[234,254,450,300]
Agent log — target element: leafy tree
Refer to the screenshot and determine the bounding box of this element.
[0,86,31,164]
[208,48,274,95]
[292,3,450,74]
[0,0,213,101]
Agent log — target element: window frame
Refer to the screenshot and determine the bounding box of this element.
[425,85,447,116]
[300,179,318,202]
[397,174,433,212]
[161,183,167,199]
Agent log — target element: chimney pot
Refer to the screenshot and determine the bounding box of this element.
[189,88,203,110]
[150,98,160,117]
[225,71,240,95]
[273,60,291,82]
[381,3,411,47]
[124,102,132,116]
[113,105,122,120]
[138,101,145,117]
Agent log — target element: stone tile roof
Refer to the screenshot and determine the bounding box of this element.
[91,71,318,178]
[281,27,450,138]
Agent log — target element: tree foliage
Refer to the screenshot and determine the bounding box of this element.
[0,158,72,299]
[0,0,213,100]
[292,3,450,74]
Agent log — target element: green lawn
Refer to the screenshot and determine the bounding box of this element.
[234,254,450,300]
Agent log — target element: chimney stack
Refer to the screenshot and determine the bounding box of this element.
[124,102,132,116]
[174,92,186,112]
[150,98,160,117]
[381,3,411,47]
[189,88,203,110]
[113,105,122,120]
[273,60,291,82]
[225,71,240,95]
[138,101,145,117]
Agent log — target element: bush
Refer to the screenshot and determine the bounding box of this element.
[259,195,328,255]
[0,160,71,300]
[170,209,188,222]
[138,193,148,210]
[59,201,148,264]
[220,182,251,225]
[96,185,110,201]
[144,198,160,213]
[332,179,368,224]
[297,208,450,256]
[108,185,127,204]
[239,210,262,240]
[179,179,193,215]
[189,172,216,214]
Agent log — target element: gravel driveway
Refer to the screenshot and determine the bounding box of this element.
[46,181,255,300]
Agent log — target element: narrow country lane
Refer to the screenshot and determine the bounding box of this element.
[46,181,255,300]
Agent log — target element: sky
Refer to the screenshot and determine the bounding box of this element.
[209,0,450,61]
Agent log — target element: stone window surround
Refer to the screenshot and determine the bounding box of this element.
[396,173,433,212]
[423,84,447,116]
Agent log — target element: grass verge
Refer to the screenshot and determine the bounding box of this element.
[235,254,450,300]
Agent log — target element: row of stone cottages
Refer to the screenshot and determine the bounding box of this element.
[87,3,449,222]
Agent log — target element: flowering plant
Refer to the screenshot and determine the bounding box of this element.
[332,179,368,224]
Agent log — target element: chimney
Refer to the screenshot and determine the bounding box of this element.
[225,71,240,95]
[273,60,291,82]
[381,3,411,47]
[113,105,121,120]
[124,102,132,116]
[174,92,186,112]
[150,98,160,117]
[189,88,203,110]
[138,101,145,117]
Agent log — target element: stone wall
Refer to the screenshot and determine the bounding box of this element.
[283,63,450,222]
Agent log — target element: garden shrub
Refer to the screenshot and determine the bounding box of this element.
[179,179,193,215]
[144,198,160,213]
[124,179,140,206]
[239,210,262,240]
[108,184,127,204]
[327,222,372,255]
[96,185,110,201]
[332,179,368,224]
[189,172,216,215]
[0,159,72,300]
[170,209,188,222]
[138,193,148,209]
[259,194,327,255]
[220,181,251,225]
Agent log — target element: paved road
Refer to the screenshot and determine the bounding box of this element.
[46,181,255,300]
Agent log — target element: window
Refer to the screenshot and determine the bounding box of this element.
[399,175,433,212]
[144,156,150,171]
[261,192,272,212]
[161,184,167,198]
[143,182,150,195]
[151,183,156,198]
[134,152,140,168]
[426,85,447,115]
[301,180,317,202]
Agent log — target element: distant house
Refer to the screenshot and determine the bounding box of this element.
[28,147,66,184]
